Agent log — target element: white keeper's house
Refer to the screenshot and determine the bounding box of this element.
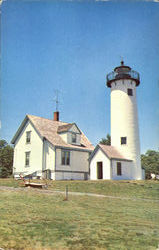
[11,112,94,180]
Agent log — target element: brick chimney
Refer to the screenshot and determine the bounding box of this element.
[54,111,59,121]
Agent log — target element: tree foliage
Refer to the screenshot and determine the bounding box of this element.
[100,134,111,145]
[0,140,13,178]
[141,150,159,179]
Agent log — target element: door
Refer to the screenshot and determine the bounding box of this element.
[43,169,51,179]
[97,162,103,179]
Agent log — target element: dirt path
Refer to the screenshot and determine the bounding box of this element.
[0,185,159,203]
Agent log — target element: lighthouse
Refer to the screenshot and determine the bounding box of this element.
[106,61,142,180]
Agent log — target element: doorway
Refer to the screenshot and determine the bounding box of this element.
[43,169,51,179]
[97,162,103,179]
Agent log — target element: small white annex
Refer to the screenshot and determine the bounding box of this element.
[90,144,133,180]
[11,114,94,180]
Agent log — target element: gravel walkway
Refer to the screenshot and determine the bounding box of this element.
[0,186,159,203]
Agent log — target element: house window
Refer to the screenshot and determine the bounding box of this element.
[25,152,30,167]
[127,88,133,96]
[61,150,70,165]
[72,133,76,143]
[26,131,31,143]
[121,137,127,145]
[117,162,122,176]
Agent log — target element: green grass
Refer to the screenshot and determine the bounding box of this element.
[0,179,159,249]
[48,179,159,200]
[0,178,159,200]
[0,178,20,188]
[0,189,159,250]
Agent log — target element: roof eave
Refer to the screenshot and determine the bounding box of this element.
[11,115,29,144]
[56,145,93,153]
[70,123,82,134]
[89,144,101,162]
[11,115,44,145]
[98,145,111,160]
[111,157,133,162]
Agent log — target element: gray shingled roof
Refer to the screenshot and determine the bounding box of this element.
[99,144,132,161]
[89,143,132,162]
[57,124,73,133]
[11,114,94,152]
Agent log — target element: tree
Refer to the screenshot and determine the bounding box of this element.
[141,150,159,179]
[99,134,111,145]
[0,140,13,178]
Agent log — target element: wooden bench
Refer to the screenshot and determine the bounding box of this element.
[19,175,47,189]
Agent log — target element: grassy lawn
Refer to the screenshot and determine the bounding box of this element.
[0,179,159,249]
[48,179,159,200]
[0,188,159,250]
[0,178,159,200]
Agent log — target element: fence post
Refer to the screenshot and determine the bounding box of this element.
[66,185,68,200]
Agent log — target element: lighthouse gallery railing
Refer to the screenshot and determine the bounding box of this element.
[106,70,140,83]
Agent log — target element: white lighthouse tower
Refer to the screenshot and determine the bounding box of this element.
[106,61,142,180]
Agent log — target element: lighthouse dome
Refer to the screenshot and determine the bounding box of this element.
[106,61,140,88]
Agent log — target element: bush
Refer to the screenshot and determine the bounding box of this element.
[0,140,13,178]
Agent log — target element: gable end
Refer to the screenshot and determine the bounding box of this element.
[11,115,43,145]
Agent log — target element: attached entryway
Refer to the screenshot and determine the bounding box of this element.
[97,162,103,179]
[43,169,51,179]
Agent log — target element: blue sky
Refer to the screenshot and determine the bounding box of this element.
[1,0,159,153]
